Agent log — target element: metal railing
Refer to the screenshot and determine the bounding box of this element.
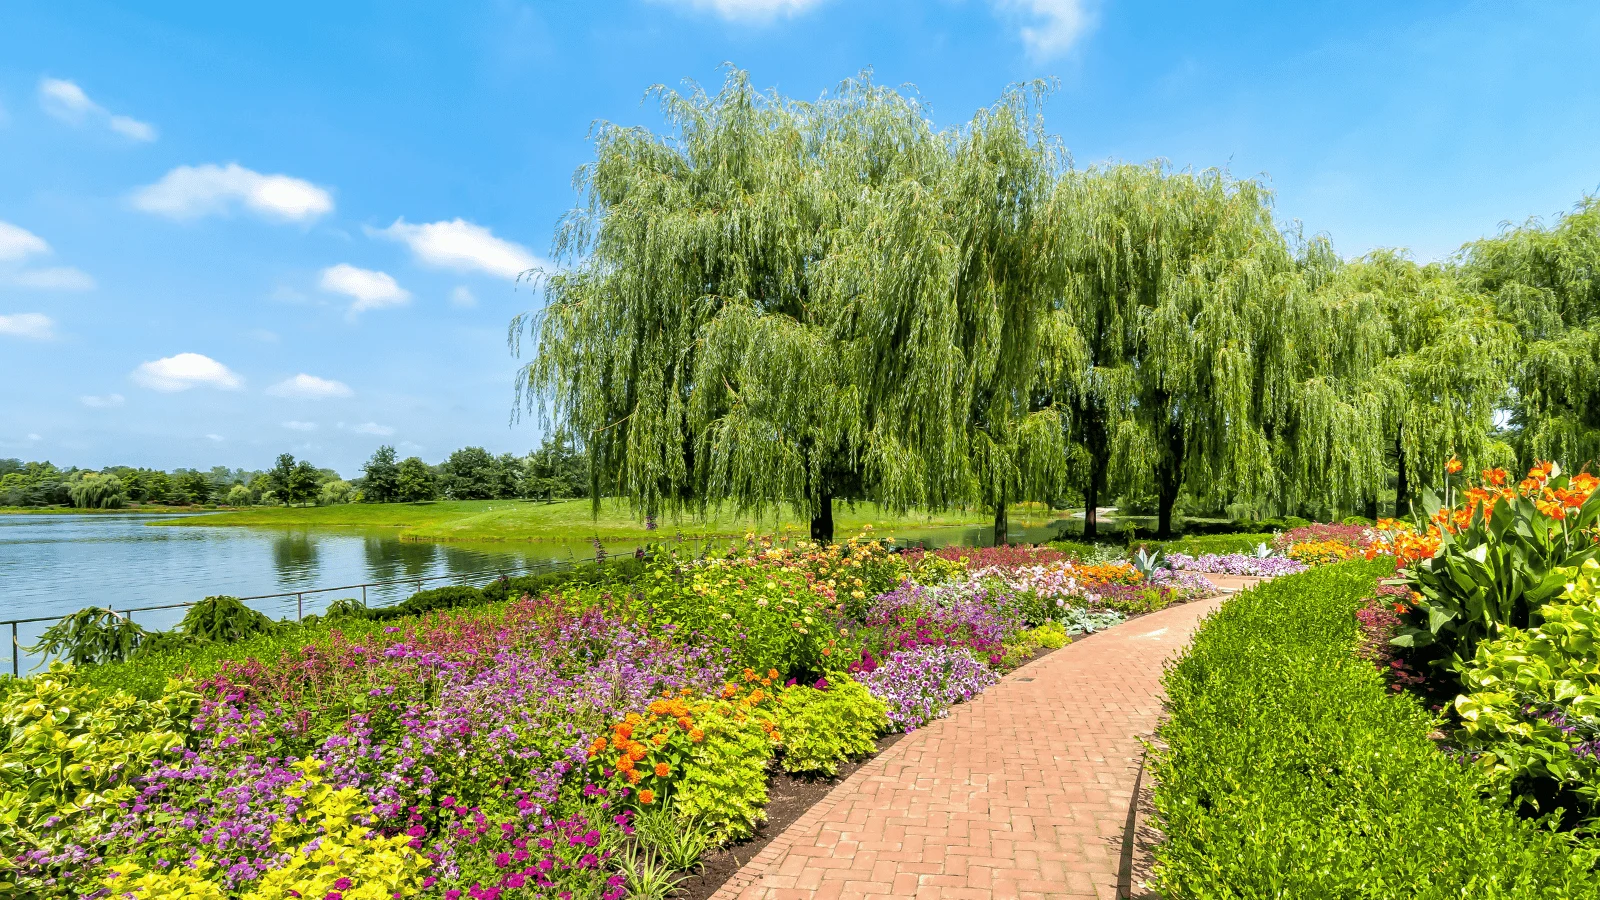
[5,556,584,678]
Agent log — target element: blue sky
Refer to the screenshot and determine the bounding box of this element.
[2,0,1598,476]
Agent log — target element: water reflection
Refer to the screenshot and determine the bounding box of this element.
[270,530,321,587]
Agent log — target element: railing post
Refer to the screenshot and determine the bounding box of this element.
[362,584,367,607]
[11,622,17,678]
[297,593,303,622]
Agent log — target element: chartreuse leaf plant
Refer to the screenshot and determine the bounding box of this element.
[1454,558,1600,823]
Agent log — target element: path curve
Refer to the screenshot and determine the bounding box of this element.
[712,583,1239,900]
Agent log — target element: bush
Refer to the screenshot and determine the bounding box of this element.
[177,595,278,643]
[1153,560,1600,898]
[1134,533,1277,557]
[376,584,485,618]
[776,677,887,775]
[673,709,772,843]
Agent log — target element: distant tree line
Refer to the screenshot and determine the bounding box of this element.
[359,433,588,503]
[2,432,588,510]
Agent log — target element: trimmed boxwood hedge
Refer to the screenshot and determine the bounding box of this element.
[1153,560,1600,898]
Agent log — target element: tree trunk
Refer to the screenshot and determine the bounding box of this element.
[810,490,834,544]
[1083,462,1102,539]
[1156,429,1185,540]
[1393,426,1410,519]
[1364,494,1379,522]
[992,489,1009,547]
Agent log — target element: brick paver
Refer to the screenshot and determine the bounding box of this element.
[712,582,1238,900]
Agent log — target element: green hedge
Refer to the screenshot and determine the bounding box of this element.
[1134,532,1277,556]
[1153,560,1600,898]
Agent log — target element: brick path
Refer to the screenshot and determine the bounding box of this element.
[711,583,1238,900]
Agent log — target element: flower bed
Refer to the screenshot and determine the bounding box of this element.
[1162,551,1308,578]
[2,534,1184,900]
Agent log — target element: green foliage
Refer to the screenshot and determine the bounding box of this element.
[632,806,713,872]
[361,445,400,503]
[0,665,198,894]
[67,472,127,509]
[177,595,279,643]
[265,453,323,506]
[28,607,148,666]
[519,68,1060,540]
[1153,560,1600,898]
[1465,196,1600,472]
[395,456,438,501]
[439,446,499,500]
[775,677,887,775]
[672,709,771,843]
[523,431,590,501]
[1398,471,1600,665]
[1134,532,1278,557]
[1454,559,1600,822]
[380,584,485,618]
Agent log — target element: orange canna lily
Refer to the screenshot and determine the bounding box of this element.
[1446,456,1463,474]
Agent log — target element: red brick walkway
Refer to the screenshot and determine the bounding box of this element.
[711,587,1234,900]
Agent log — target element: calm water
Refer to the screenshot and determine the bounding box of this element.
[0,511,1071,669]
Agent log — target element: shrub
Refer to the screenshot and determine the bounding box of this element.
[1137,533,1278,557]
[378,584,485,618]
[27,607,149,665]
[776,677,887,775]
[177,595,278,643]
[1454,559,1600,822]
[1153,560,1600,897]
[673,709,772,843]
[642,558,834,679]
[1,665,199,898]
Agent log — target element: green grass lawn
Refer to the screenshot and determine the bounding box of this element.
[152,498,1046,542]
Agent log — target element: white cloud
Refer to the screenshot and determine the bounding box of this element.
[6,266,96,291]
[374,218,539,279]
[132,163,333,222]
[450,285,478,308]
[0,221,50,261]
[320,263,410,314]
[27,433,41,442]
[38,77,157,141]
[653,0,827,21]
[80,393,125,408]
[131,352,242,392]
[282,421,318,432]
[0,313,54,340]
[349,422,396,436]
[994,0,1095,58]
[205,433,225,442]
[267,373,354,399]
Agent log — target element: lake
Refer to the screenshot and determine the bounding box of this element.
[0,511,1071,672]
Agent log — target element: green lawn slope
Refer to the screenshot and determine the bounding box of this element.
[153,498,1036,542]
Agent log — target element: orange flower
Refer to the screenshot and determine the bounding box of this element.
[721,684,739,699]
[767,669,779,680]
[613,723,634,740]
[648,700,670,716]
[677,716,693,730]
[625,769,642,785]
[638,789,655,804]
[617,756,635,773]
[1483,468,1508,487]
[628,744,648,761]
[652,732,668,747]
[689,728,705,743]
[655,762,671,778]
[742,668,757,683]
[1446,456,1463,474]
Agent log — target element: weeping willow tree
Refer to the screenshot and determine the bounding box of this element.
[1047,164,1305,538]
[517,69,1058,541]
[1463,196,1600,473]
[1308,251,1515,517]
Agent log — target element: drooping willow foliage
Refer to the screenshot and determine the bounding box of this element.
[1464,197,1600,472]
[517,68,1599,540]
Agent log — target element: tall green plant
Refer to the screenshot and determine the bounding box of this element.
[177,595,278,643]
[27,608,148,667]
